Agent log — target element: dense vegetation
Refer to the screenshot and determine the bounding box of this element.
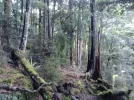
[0,0,134,100]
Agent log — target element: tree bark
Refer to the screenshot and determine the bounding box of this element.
[19,0,31,51]
[19,0,24,35]
[43,0,46,41]
[77,1,82,68]
[38,5,42,49]
[92,28,102,80]
[14,50,47,100]
[52,0,56,41]
[86,0,96,73]
[97,28,101,77]
[2,0,11,46]
[20,0,24,23]
[47,0,51,40]
[69,0,73,65]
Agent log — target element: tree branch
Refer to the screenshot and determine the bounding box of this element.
[0,82,52,93]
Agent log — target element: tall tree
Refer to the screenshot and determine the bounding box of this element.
[86,0,96,73]
[2,0,11,46]
[38,1,42,49]
[19,0,31,51]
[69,0,73,65]
[47,0,51,40]
[97,28,101,77]
[92,28,102,80]
[20,0,24,25]
[52,0,56,41]
[77,1,82,68]
[43,0,46,41]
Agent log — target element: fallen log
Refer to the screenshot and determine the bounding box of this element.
[13,49,50,100]
[14,50,45,84]
[2,46,54,99]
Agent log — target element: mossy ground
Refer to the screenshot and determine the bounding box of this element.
[0,65,131,100]
[0,66,33,90]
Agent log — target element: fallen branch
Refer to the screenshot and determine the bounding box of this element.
[0,82,52,93]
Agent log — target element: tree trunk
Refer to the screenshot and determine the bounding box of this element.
[15,0,19,34]
[2,0,11,46]
[47,0,51,40]
[69,0,73,65]
[97,28,101,77]
[52,0,56,41]
[19,0,31,51]
[86,0,96,73]
[77,1,82,68]
[92,28,102,80]
[43,0,46,41]
[20,0,24,23]
[19,0,24,35]
[38,6,42,49]
[15,51,45,84]
[13,50,47,100]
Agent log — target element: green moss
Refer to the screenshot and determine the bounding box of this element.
[19,78,33,89]
[88,87,95,95]
[88,84,99,95]
[87,82,114,96]
[2,73,32,89]
[44,92,52,100]
[63,96,70,100]
[0,67,33,89]
[20,57,45,84]
[74,80,84,92]
[0,79,3,83]
[71,88,80,95]
[97,89,114,96]
[21,58,39,75]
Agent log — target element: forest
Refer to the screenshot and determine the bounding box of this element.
[0,0,134,100]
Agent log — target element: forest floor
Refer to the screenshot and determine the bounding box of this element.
[0,64,99,100]
[57,66,100,100]
[0,64,131,100]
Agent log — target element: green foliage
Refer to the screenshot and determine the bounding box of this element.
[0,93,39,100]
[39,56,61,82]
[0,94,18,100]
[63,96,70,100]
[55,34,66,57]
[101,2,134,90]
[32,0,46,9]
[1,0,134,99]
[44,92,52,100]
